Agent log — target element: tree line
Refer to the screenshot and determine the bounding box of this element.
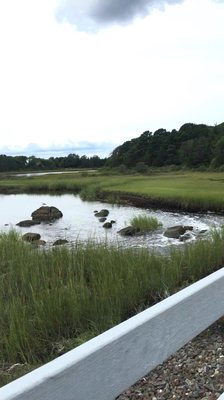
[0,153,106,172]
[106,122,224,169]
[1,122,224,172]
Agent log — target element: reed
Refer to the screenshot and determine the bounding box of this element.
[130,215,162,231]
[0,229,224,378]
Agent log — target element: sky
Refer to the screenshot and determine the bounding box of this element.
[0,0,224,158]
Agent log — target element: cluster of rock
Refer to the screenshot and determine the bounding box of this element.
[16,205,207,246]
[94,209,201,242]
[17,206,63,227]
[117,223,207,242]
[17,206,68,246]
[94,209,116,229]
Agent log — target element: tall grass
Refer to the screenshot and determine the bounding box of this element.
[0,229,224,370]
[1,171,224,212]
[130,215,162,231]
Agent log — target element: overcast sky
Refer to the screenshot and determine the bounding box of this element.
[0,0,224,157]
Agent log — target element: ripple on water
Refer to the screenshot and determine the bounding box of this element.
[0,194,223,251]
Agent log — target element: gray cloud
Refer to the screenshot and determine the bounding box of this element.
[56,0,184,30]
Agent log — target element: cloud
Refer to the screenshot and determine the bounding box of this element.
[56,0,184,30]
[1,141,115,158]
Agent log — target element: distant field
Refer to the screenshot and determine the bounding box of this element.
[0,171,224,211]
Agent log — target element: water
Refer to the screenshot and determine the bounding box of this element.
[13,170,96,177]
[1,193,224,250]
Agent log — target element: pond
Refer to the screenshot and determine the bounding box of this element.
[1,193,224,250]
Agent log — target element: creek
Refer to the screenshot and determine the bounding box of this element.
[1,193,224,250]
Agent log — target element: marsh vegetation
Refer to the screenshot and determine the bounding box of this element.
[1,169,224,386]
[0,228,224,386]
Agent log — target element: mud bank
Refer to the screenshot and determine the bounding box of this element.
[98,191,224,214]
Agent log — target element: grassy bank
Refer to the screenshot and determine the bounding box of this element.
[1,229,224,386]
[1,171,224,212]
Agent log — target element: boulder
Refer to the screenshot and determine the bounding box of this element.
[53,239,68,246]
[99,217,107,222]
[164,225,193,239]
[118,226,140,236]
[22,232,41,242]
[103,222,112,228]
[16,220,40,227]
[94,209,109,217]
[32,206,63,221]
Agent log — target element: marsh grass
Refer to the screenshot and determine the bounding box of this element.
[1,171,224,212]
[1,228,224,377]
[130,215,162,231]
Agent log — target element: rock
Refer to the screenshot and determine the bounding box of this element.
[103,222,112,228]
[16,220,40,227]
[164,225,193,239]
[179,233,192,242]
[199,229,207,234]
[31,206,63,221]
[99,217,107,222]
[22,232,41,242]
[94,209,109,217]
[111,220,116,224]
[183,225,194,231]
[53,239,68,246]
[34,239,46,246]
[118,226,140,236]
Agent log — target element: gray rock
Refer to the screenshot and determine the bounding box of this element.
[53,239,68,246]
[22,232,41,242]
[164,225,193,239]
[16,220,41,227]
[103,222,112,228]
[99,217,107,222]
[94,209,109,217]
[118,226,140,236]
[32,206,63,221]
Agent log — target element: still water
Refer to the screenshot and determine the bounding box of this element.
[1,194,224,250]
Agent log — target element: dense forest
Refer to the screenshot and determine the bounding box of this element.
[107,122,224,169]
[0,122,224,172]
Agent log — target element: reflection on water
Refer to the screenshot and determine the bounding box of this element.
[1,193,224,250]
[13,170,96,177]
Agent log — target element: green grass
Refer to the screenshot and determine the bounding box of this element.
[1,170,224,212]
[0,228,224,387]
[1,170,224,386]
[129,215,162,231]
